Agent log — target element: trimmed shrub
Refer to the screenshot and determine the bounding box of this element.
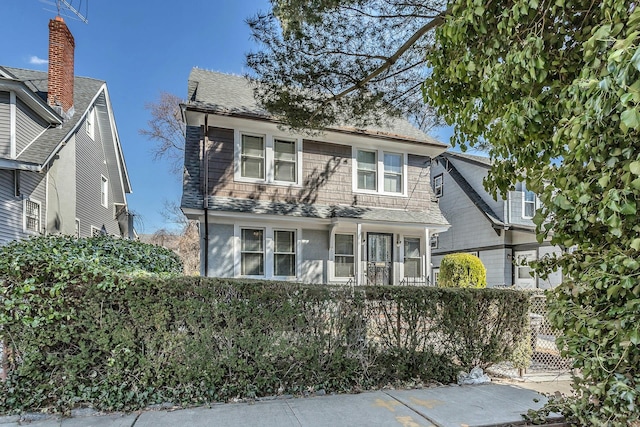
[437,253,487,288]
[0,235,182,327]
[0,275,528,414]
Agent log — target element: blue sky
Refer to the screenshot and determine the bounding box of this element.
[2,0,457,234]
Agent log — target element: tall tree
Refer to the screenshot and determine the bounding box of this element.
[246,0,447,133]
[139,92,186,175]
[248,0,640,424]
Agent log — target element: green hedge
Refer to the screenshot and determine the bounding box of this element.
[438,253,487,288]
[0,276,528,414]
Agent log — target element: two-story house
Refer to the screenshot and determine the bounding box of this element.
[429,152,562,288]
[0,17,133,245]
[181,68,449,285]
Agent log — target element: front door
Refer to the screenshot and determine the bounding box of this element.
[514,250,537,288]
[367,233,393,285]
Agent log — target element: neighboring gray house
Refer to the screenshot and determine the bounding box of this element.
[181,68,449,285]
[0,17,132,245]
[429,152,562,288]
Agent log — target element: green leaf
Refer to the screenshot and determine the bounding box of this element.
[621,108,640,131]
[629,161,640,176]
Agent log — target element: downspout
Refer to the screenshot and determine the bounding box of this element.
[202,113,209,277]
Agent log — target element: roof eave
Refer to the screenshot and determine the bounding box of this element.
[0,78,63,125]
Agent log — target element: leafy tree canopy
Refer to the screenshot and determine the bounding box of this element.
[246,0,447,132]
[249,0,640,424]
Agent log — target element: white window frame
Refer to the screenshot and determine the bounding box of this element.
[75,218,80,238]
[430,233,439,249]
[234,130,302,186]
[403,236,422,278]
[352,147,407,196]
[273,138,298,184]
[23,198,41,234]
[91,226,101,237]
[383,152,403,193]
[523,188,536,219]
[240,227,265,277]
[334,233,355,278]
[13,170,20,198]
[273,229,297,278]
[433,174,443,198]
[101,175,108,208]
[86,106,95,140]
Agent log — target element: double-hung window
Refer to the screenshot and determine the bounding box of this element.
[241,228,264,275]
[523,188,536,219]
[384,153,402,193]
[24,199,40,233]
[86,107,95,140]
[430,233,439,249]
[274,230,296,276]
[274,139,296,182]
[334,234,355,277]
[357,150,377,191]
[240,134,265,179]
[101,176,108,207]
[433,174,443,197]
[403,237,421,277]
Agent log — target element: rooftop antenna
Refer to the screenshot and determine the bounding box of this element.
[41,0,89,24]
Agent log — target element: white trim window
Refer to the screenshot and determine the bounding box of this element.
[433,174,443,198]
[334,234,355,277]
[430,233,439,249]
[403,237,421,277]
[86,106,95,140]
[75,218,80,238]
[241,228,265,276]
[23,199,41,233]
[274,230,296,277]
[91,225,102,237]
[383,153,403,193]
[240,134,265,180]
[13,170,20,197]
[101,175,108,208]
[273,139,297,183]
[523,188,536,219]
[356,150,377,191]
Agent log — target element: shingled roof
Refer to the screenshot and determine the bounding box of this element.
[186,68,446,146]
[1,66,104,166]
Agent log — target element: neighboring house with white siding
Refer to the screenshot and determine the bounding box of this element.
[181,68,449,285]
[0,17,132,245]
[429,152,562,288]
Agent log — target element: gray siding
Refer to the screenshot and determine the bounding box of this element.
[508,190,537,227]
[0,170,21,244]
[300,229,328,284]
[480,248,512,287]
[204,223,234,277]
[537,246,563,289]
[0,169,47,245]
[95,93,125,205]
[448,157,505,222]
[16,98,48,156]
[47,136,77,235]
[75,107,120,237]
[0,91,10,157]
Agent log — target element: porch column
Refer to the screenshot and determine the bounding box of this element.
[425,228,432,285]
[356,223,363,285]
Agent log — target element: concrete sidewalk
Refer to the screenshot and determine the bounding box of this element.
[0,382,568,427]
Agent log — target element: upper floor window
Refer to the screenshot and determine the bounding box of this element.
[523,188,536,219]
[241,228,264,276]
[86,107,95,140]
[430,233,439,249]
[24,199,40,233]
[433,174,443,198]
[384,153,403,193]
[354,148,406,195]
[236,131,301,185]
[357,150,377,191]
[274,139,296,182]
[274,230,296,277]
[240,134,265,179]
[101,176,108,208]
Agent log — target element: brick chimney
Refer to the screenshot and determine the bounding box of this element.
[48,16,75,116]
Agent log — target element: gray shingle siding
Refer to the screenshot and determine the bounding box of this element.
[0,170,21,244]
[0,91,9,157]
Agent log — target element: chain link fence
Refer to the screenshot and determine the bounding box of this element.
[488,290,573,378]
